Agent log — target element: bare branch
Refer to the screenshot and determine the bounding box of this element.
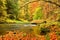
[44,0,60,7]
[19,0,60,10]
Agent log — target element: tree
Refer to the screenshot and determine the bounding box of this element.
[24,0,30,21]
[33,7,43,20]
[0,0,7,23]
[6,0,19,20]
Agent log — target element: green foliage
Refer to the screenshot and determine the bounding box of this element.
[40,27,50,35]
[6,0,19,19]
[45,34,50,40]
[56,31,60,35]
[33,7,43,20]
[22,33,27,37]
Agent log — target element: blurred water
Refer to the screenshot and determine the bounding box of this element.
[0,24,36,35]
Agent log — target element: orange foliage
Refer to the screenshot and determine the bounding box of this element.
[30,2,39,13]
[49,32,58,40]
[0,31,58,40]
[0,31,46,40]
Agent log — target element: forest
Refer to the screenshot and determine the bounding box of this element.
[0,0,60,40]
